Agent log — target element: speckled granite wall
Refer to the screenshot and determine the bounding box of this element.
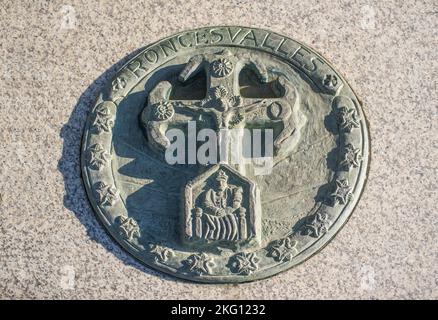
[0,0,436,299]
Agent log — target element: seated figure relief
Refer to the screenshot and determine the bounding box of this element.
[183,164,261,248]
[197,169,246,241]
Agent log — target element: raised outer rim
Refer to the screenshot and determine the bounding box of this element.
[80,26,371,283]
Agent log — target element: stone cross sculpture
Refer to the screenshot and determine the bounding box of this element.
[140,49,304,249]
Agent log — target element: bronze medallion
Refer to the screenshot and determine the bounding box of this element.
[81,26,369,283]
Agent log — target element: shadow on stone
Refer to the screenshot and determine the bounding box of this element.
[57,48,186,283]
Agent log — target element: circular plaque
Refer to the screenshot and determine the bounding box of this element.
[81,26,369,283]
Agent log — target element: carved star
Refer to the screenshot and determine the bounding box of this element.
[338,107,360,132]
[92,104,114,133]
[95,182,119,206]
[331,179,353,205]
[341,144,362,170]
[184,253,214,275]
[268,236,298,262]
[229,252,259,275]
[149,244,173,263]
[304,210,330,238]
[119,216,140,241]
[87,144,110,170]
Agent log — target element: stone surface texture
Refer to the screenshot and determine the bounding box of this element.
[0,0,436,299]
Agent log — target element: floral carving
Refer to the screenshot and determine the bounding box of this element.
[330,179,353,205]
[149,244,174,263]
[267,235,298,262]
[229,95,241,108]
[303,210,331,238]
[95,182,119,206]
[202,86,241,111]
[212,58,233,77]
[213,85,229,99]
[92,103,114,133]
[87,143,110,170]
[228,252,259,275]
[118,216,140,241]
[229,112,244,128]
[323,74,338,88]
[337,107,360,132]
[153,101,174,121]
[341,144,362,170]
[183,253,214,275]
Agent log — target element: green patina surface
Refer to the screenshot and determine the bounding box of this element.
[81,26,370,283]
